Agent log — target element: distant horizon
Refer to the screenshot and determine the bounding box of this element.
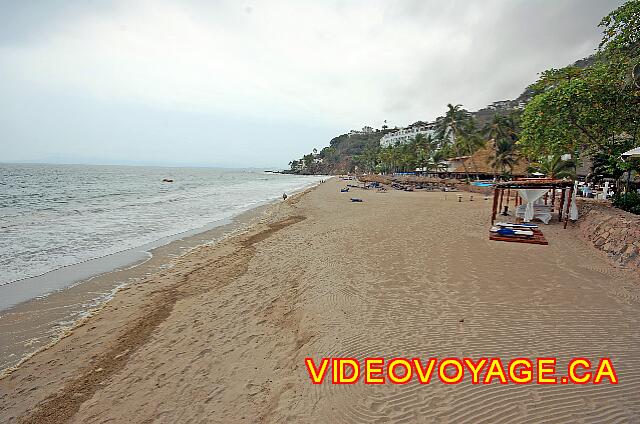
[0,160,289,170]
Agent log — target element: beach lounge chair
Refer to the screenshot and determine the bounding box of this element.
[494,222,538,229]
[489,224,548,245]
[515,204,552,224]
[492,227,534,237]
[350,198,363,202]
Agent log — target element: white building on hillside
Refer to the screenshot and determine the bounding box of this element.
[348,126,376,137]
[487,100,511,110]
[380,122,438,147]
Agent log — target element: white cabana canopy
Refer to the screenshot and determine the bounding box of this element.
[492,179,577,228]
[622,147,640,158]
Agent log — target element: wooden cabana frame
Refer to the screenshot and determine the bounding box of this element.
[491,179,576,229]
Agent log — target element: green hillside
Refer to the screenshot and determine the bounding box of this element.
[287,54,599,176]
[288,130,393,175]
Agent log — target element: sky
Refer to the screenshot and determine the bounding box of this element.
[0,0,625,168]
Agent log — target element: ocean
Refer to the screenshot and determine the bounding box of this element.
[0,164,324,309]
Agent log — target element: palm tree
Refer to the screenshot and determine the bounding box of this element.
[413,133,435,171]
[413,133,427,149]
[483,114,520,146]
[483,116,501,143]
[435,104,474,181]
[459,123,485,180]
[483,113,522,179]
[378,147,393,174]
[423,150,448,173]
[362,146,380,173]
[531,155,575,179]
[390,143,402,173]
[489,138,518,179]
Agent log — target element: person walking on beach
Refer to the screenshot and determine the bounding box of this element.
[282,192,287,201]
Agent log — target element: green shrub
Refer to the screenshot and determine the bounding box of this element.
[612,192,640,215]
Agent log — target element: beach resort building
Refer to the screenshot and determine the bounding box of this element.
[487,100,512,110]
[379,122,438,147]
[486,99,527,111]
[348,126,375,137]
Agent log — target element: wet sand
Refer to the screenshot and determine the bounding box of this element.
[1,178,640,423]
[0,201,276,373]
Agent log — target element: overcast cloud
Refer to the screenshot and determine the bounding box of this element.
[0,0,624,167]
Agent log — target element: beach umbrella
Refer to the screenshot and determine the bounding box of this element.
[622,147,640,158]
[621,147,640,196]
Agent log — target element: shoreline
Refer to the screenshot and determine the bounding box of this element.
[0,181,322,374]
[2,178,639,423]
[0,178,322,309]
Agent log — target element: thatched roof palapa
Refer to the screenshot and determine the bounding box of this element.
[453,145,529,176]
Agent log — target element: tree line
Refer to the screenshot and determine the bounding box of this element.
[291,1,639,187]
[353,106,523,181]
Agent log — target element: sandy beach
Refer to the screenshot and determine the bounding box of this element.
[2,177,640,423]
[0,199,280,374]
